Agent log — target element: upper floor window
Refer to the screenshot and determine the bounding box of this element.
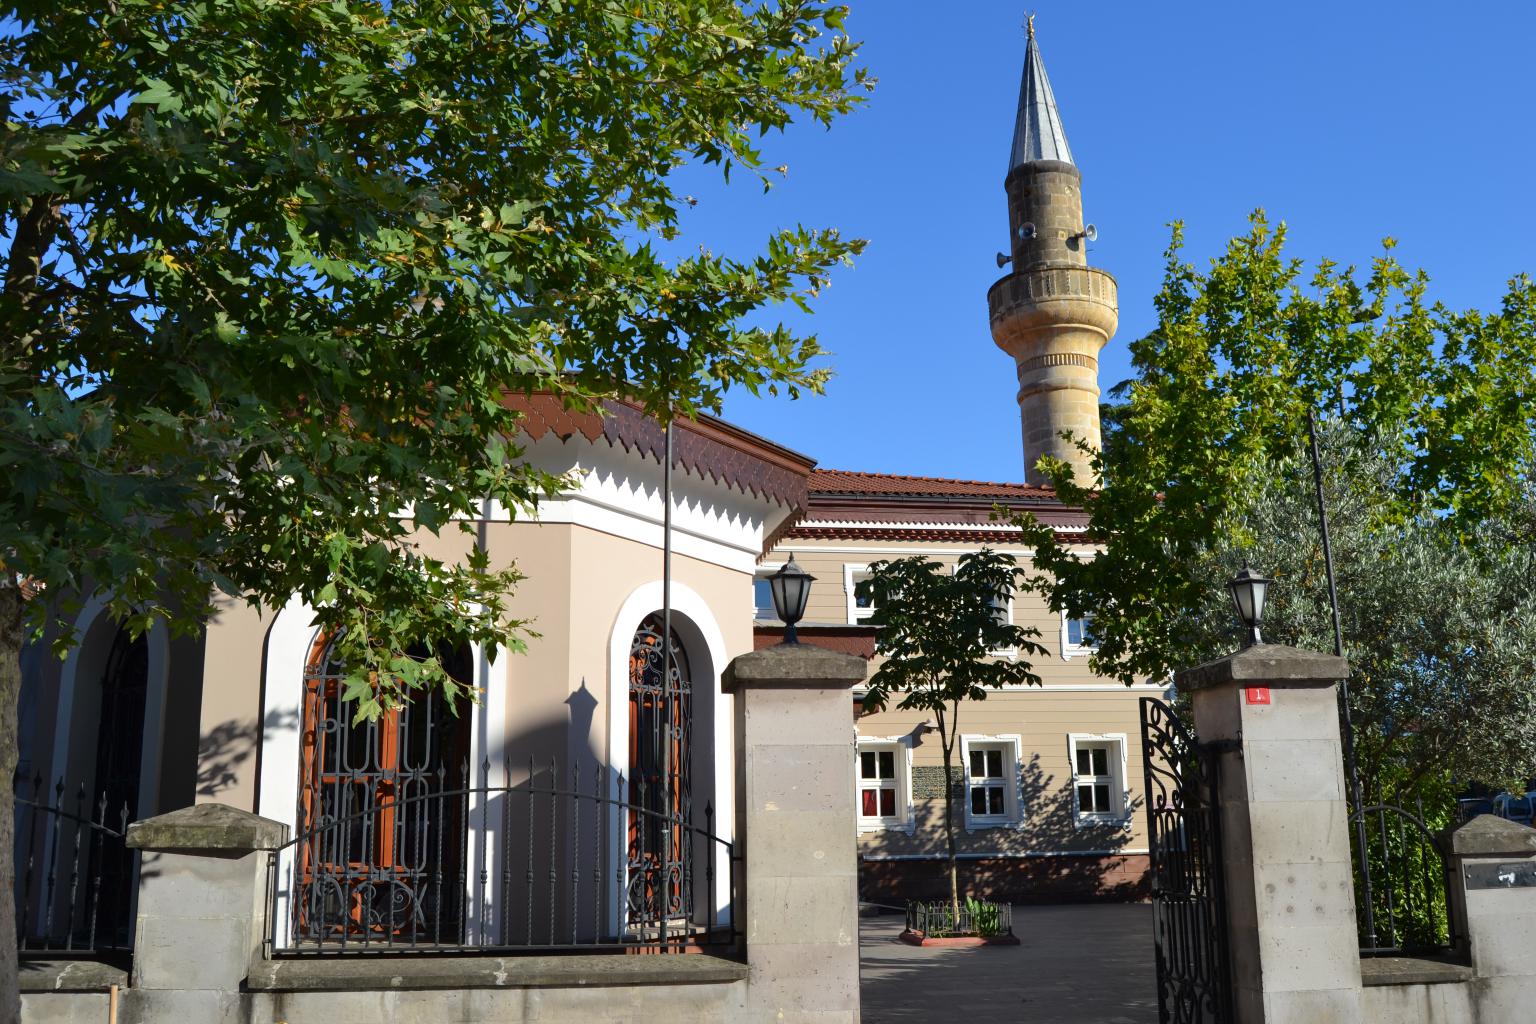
[1062,611,1098,659]
[844,564,876,624]
[988,588,1012,628]
[753,573,778,621]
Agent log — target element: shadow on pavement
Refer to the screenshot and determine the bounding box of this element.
[860,903,1158,1024]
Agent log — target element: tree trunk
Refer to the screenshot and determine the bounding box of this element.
[1,584,23,1024]
[936,710,961,926]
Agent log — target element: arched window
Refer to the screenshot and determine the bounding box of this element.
[92,625,148,820]
[295,636,472,943]
[626,613,693,926]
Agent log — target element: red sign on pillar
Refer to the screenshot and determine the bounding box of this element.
[1244,686,1272,706]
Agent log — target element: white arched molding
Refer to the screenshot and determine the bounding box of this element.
[49,592,171,822]
[604,580,733,936]
[258,593,507,945]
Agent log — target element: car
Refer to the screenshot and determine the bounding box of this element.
[1458,796,1497,824]
[1491,792,1535,826]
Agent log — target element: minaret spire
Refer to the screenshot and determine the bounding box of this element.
[989,20,1118,487]
[1010,17,1073,170]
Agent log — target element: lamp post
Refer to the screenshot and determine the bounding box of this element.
[768,555,815,644]
[1226,565,1272,647]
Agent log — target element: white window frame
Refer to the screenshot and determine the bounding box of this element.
[987,585,1017,657]
[960,734,1023,830]
[855,736,913,833]
[1067,733,1130,827]
[945,563,1017,657]
[844,564,876,625]
[753,562,783,622]
[1060,610,1099,660]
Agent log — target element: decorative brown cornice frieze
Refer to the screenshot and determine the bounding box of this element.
[506,392,815,513]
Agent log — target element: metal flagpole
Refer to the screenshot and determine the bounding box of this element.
[1307,408,1375,947]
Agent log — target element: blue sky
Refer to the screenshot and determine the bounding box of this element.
[673,2,1536,481]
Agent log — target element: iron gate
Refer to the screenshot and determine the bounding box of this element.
[1139,697,1232,1024]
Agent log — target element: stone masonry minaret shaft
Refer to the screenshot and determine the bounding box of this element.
[988,21,1118,487]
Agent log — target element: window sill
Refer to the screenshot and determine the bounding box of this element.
[964,818,1022,832]
[1074,814,1132,830]
[18,959,129,993]
[248,952,749,992]
[858,820,913,834]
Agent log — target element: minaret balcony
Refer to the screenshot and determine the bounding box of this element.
[988,264,1119,353]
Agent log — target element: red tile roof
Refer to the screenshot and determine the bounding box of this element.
[808,469,1057,499]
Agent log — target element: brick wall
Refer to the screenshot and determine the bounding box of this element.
[859,853,1149,905]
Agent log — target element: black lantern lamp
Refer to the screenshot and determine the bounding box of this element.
[1227,565,1273,647]
[768,554,815,644]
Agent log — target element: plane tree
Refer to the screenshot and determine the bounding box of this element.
[0,1,869,1012]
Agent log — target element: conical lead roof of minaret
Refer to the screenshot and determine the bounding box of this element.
[1009,22,1073,169]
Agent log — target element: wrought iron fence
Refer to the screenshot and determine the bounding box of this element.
[1140,696,1233,1024]
[13,773,137,961]
[1350,796,1457,956]
[264,758,738,957]
[903,899,1013,939]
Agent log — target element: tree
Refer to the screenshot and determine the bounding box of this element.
[1014,212,1536,798]
[0,2,869,1012]
[855,550,1046,922]
[1166,422,1536,799]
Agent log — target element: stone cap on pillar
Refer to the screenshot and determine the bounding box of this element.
[1174,642,1349,694]
[126,802,289,855]
[1450,814,1536,857]
[721,642,867,694]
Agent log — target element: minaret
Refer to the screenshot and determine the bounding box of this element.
[988,19,1118,487]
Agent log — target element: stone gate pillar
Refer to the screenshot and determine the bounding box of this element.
[1176,643,1361,1024]
[722,642,866,1024]
[122,803,287,1019]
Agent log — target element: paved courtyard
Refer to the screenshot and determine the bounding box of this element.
[859,903,1158,1024]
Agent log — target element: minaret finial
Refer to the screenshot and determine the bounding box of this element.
[1027,12,1036,38]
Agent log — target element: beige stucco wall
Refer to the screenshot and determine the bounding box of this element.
[854,689,1149,855]
[195,595,266,809]
[786,540,1111,685]
[193,515,753,819]
[769,538,1156,867]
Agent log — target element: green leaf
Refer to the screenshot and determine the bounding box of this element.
[131,78,183,113]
